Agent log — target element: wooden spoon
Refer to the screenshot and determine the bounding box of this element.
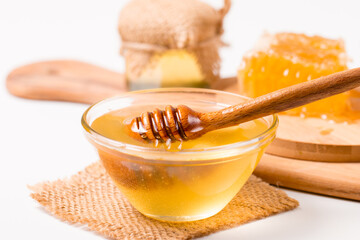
[128,67,360,142]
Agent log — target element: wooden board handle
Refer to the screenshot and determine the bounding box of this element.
[6,60,126,104]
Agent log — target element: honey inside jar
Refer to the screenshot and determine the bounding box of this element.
[90,107,272,221]
[127,50,208,90]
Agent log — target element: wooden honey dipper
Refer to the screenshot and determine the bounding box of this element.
[128,68,360,142]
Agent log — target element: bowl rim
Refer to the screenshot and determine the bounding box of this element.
[81,88,279,160]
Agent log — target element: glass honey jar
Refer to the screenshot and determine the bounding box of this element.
[118,0,231,90]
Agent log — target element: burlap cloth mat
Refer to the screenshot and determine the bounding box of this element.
[30,161,298,240]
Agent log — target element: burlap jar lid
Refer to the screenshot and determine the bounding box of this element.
[118,0,231,50]
[30,161,299,240]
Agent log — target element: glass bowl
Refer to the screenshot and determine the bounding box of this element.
[81,88,278,222]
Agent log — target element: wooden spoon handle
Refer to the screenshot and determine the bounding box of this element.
[203,67,360,129]
[6,60,126,104]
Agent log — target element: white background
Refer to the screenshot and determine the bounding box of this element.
[1,0,360,239]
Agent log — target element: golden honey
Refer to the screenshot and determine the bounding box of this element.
[238,32,351,119]
[91,111,269,151]
[126,50,208,90]
[91,110,270,221]
[82,89,277,221]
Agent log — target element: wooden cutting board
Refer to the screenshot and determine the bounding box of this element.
[6,60,360,201]
[256,154,360,201]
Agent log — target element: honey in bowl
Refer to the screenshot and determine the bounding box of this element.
[82,89,278,222]
[91,112,269,151]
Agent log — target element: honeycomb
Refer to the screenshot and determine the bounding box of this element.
[238,32,351,119]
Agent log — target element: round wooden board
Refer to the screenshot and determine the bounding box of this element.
[222,82,360,162]
[268,115,360,162]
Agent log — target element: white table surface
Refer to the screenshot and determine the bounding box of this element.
[1,0,359,239]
